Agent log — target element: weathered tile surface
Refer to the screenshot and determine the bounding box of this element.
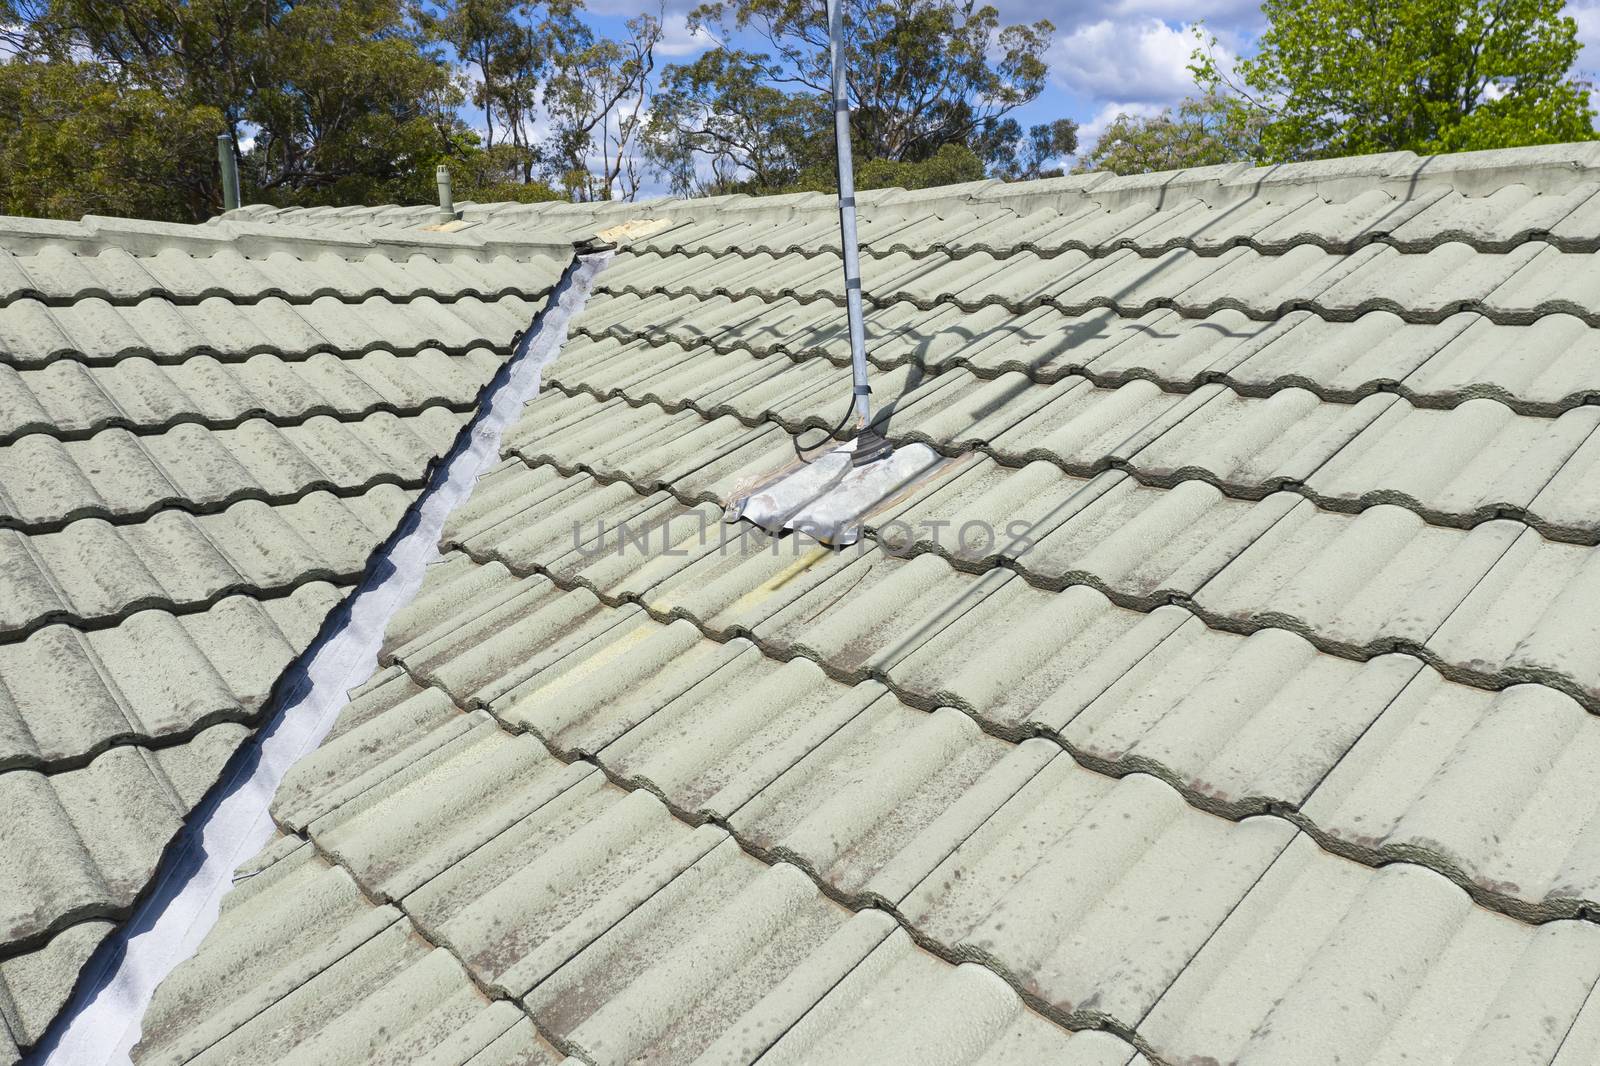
[122,143,1600,1065]
[0,214,534,1053]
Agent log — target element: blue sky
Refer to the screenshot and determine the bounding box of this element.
[498,0,1600,193]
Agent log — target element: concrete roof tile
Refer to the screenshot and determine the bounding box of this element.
[309,714,593,900]
[1316,241,1543,318]
[1244,187,1436,248]
[1304,673,1600,921]
[1528,422,1600,535]
[493,617,748,758]
[1547,180,1600,244]
[0,722,245,948]
[518,837,863,1064]
[0,407,461,528]
[1008,474,1286,599]
[756,928,1136,1065]
[596,652,874,817]
[639,526,857,636]
[0,919,112,1050]
[986,377,1197,469]
[1057,619,1421,811]
[0,582,339,770]
[0,489,405,637]
[893,587,1183,732]
[383,553,517,654]
[1400,313,1600,412]
[731,704,1048,902]
[406,782,721,998]
[1140,836,1600,1065]
[1554,984,1600,1065]
[1125,388,1396,491]
[48,145,1600,1058]
[271,669,447,828]
[753,552,1014,676]
[443,461,640,560]
[1194,502,1521,654]
[900,761,1296,1025]
[1388,183,1600,249]
[392,573,638,707]
[132,844,402,1064]
[142,900,530,1066]
[1430,527,1600,702]
[1228,310,1469,397]
[1305,399,1600,519]
[1173,241,1369,313]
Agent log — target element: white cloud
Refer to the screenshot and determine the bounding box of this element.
[1572,2,1600,54]
[1050,18,1207,102]
[656,12,714,57]
[989,0,1264,35]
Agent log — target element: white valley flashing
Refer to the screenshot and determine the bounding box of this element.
[34,247,615,1066]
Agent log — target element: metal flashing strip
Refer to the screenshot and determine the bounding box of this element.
[32,249,613,1066]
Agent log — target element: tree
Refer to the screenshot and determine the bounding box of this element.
[644,47,827,195]
[1194,0,1598,162]
[243,0,468,205]
[414,0,581,182]
[23,0,489,215]
[414,0,521,150]
[990,118,1078,180]
[450,141,565,202]
[787,140,985,192]
[645,0,1069,194]
[543,9,661,201]
[1075,92,1264,175]
[0,59,222,220]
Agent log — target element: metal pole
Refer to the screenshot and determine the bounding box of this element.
[436,164,455,223]
[216,134,240,211]
[826,0,872,427]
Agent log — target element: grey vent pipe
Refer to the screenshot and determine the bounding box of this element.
[826,0,872,427]
[436,164,456,223]
[216,134,240,211]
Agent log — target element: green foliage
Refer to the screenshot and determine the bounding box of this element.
[3,0,571,219]
[15,0,533,218]
[1075,92,1265,175]
[20,0,1595,222]
[450,142,563,203]
[991,118,1079,180]
[0,59,222,220]
[243,0,466,208]
[786,141,986,193]
[542,11,662,201]
[1194,0,1598,162]
[413,0,580,179]
[645,0,1071,195]
[645,47,828,195]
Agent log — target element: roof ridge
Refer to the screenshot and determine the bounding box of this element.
[275,140,1600,233]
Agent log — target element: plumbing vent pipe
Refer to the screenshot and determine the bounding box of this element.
[436,164,456,222]
[216,134,240,211]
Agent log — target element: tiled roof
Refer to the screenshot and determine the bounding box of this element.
[40,141,1600,1063]
[0,214,568,1058]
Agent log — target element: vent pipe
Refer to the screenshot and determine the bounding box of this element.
[436,164,456,223]
[216,134,240,211]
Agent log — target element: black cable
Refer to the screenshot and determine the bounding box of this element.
[793,387,864,462]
